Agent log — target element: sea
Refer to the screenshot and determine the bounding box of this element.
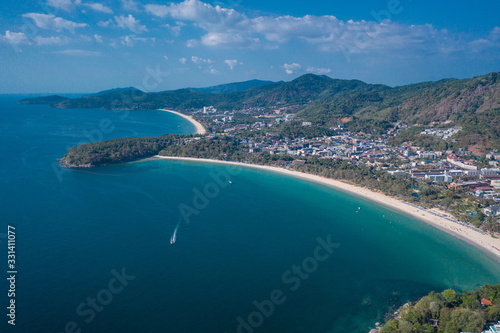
[1,94,499,333]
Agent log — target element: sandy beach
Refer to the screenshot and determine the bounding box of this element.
[155,155,500,261]
[158,109,207,135]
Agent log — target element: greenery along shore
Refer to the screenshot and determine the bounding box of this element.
[379,284,500,333]
[60,134,500,233]
[24,72,500,154]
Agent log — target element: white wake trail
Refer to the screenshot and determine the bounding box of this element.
[170,221,180,244]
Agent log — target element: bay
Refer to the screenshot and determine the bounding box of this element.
[1,95,499,333]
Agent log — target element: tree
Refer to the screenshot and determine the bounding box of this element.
[442,289,458,304]
[443,308,485,333]
[460,291,480,310]
[380,319,399,333]
[485,306,500,322]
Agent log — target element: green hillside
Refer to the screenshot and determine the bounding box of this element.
[22,72,500,153]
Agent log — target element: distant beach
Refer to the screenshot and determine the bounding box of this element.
[155,155,500,261]
[158,109,206,135]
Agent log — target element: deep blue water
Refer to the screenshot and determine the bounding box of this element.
[1,95,500,333]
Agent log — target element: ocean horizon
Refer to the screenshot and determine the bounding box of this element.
[1,94,500,333]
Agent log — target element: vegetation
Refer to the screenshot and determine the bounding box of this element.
[17,95,69,105]
[28,72,499,153]
[380,284,500,333]
[278,121,336,139]
[61,135,182,167]
[389,126,449,151]
[54,88,145,109]
[192,79,275,94]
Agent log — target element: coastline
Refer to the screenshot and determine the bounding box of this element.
[158,109,206,135]
[154,155,500,261]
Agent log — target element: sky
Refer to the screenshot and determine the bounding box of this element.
[0,0,499,93]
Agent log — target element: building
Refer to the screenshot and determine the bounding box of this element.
[449,181,489,190]
[482,205,500,216]
[481,168,500,175]
[481,298,496,307]
[482,322,500,333]
[425,174,452,183]
[447,157,478,170]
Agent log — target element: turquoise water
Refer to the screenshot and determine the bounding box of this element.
[1,95,499,333]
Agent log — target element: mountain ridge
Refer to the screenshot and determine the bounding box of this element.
[18,72,500,153]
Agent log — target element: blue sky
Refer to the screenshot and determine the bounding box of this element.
[0,0,499,93]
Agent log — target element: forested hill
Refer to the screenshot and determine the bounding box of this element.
[191,79,276,94]
[20,72,500,152]
[38,73,500,127]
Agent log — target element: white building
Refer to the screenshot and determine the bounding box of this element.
[425,174,452,182]
[482,205,500,216]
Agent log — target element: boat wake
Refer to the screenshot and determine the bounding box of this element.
[170,221,180,244]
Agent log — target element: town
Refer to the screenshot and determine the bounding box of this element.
[186,105,500,233]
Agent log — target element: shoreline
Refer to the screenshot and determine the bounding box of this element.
[158,109,206,135]
[154,155,500,262]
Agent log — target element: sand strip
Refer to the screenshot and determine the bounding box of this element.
[154,155,500,261]
[158,109,206,135]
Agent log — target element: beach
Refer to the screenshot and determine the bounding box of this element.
[155,155,500,261]
[158,109,207,135]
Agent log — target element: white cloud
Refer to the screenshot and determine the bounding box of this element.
[94,34,103,43]
[306,67,331,75]
[142,0,493,55]
[206,67,219,74]
[83,3,113,14]
[22,13,87,32]
[186,39,198,47]
[490,27,500,41]
[201,32,259,47]
[224,59,241,70]
[120,35,156,47]
[79,34,92,42]
[34,35,67,45]
[179,57,187,64]
[46,0,76,12]
[283,63,301,74]
[144,4,170,17]
[97,19,112,27]
[121,0,139,11]
[55,49,101,56]
[191,56,213,64]
[0,31,30,45]
[114,14,148,33]
[162,24,182,37]
[144,0,245,30]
